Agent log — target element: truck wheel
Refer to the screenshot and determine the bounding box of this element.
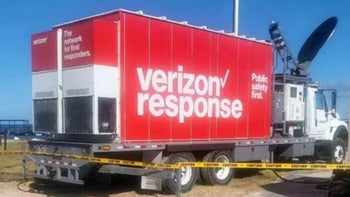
[162,152,198,193]
[201,150,234,185]
[332,138,346,163]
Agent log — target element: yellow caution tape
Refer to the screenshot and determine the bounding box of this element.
[178,162,350,170]
[0,151,23,155]
[24,151,179,169]
[2,150,350,170]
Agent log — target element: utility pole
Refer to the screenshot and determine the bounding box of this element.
[233,0,239,34]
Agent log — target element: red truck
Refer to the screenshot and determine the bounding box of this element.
[28,9,347,193]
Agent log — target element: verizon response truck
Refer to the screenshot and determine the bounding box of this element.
[28,9,348,193]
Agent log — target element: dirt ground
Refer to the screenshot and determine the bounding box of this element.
[1,166,332,197]
[0,170,330,197]
[0,141,332,196]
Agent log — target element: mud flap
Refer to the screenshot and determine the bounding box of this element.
[141,176,162,191]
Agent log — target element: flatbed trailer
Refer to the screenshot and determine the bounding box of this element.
[28,9,347,194]
[21,147,350,196]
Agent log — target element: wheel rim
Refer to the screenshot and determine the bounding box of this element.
[180,166,192,185]
[174,157,193,186]
[214,155,230,180]
[334,145,344,163]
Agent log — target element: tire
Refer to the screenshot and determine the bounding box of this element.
[162,152,198,194]
[200,150,234,185]
[332,138,346,163]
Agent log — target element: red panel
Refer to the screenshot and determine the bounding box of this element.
[236,39,250,138]
[148,18,172,140]
[248,42,272,138]
[93,20,117,66]
[191,28,211,140]
[31,31,57,72]
[209,34,218,139]
[122,13,150,141]
[171,23,192,141]
[119,12,273,142]
[62,21,94,68]
[216,34,239,139]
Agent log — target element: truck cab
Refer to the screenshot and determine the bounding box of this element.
[273,76,348,163]
[307,87,348,163]
[269,17,348,163]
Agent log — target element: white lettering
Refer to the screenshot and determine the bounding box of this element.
[251,73,269,100]
[208,98,220,117]
[220,99,231,118]
[33,37,47,45]
[177,65,183,93]
[62,30,92,61]
[152,70,167,92]
[149,94,164,116]
[136,65,245,123]
[194,97,208,117]
[195,75,208,96]
[165,95,178,117]
[220,69,230,87]
[179,96,193,123]
[252,73,268,83]
[167,71,177,93]
[137,93,149,115]
[208,76,220,96]
[183,73,195,94]
[137,68,153,91]
[231,99,243,118]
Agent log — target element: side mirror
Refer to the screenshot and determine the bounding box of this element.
[331,91,337,112]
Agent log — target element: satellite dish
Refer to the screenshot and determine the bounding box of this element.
[296,17,337,72]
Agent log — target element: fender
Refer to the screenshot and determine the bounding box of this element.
[333,125,348,143]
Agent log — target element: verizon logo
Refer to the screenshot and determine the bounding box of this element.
[137,65,243,123]
[33,37,48,45]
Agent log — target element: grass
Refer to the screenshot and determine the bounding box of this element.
[0,141,35,182]
[0,141,301,196]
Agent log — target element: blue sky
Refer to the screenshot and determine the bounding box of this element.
[0,0,349,120]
